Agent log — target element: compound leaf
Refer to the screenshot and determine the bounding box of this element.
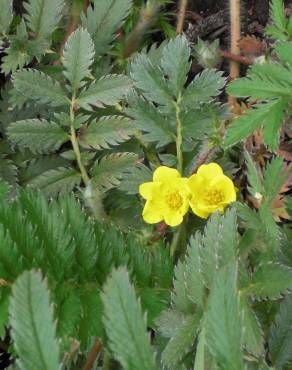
[7,119,68,154]
[9,270,60,370]
[102,268,157,370]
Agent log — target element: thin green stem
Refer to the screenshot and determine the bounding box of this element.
[170,95,185,258]
[70,98,90,186]
[170,225,182,257]
[174,96,183,173]
[103,351,110,370]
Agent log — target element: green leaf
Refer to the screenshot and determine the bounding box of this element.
[242,263,292,299]
[183,235,205,309]
[27,167,81,196]
[7,119,68,154]
[160,35,191,97]
[263,99,289,151]
[275,42,292,65]
[1,43,31,75]
[118,163,152,194]
[156,309,186,338]
[269,0,287,30]
[0,0,13,34]
[245,151,264,197]
[172,259,195,314]
[263,157,285,204]
[81,0,133,56]
[79,291,103,349]
[91,152,138,191]
[225,100,285,147]
[79,115,135,150]
[1,20,31,74]
[126,91,174,147]
[0,155,17,186]
[130,54,173,107]
[266,0,288,39]
[228,64,292,99]
[76,74,132,109]
[161,314,201,367]
[63,27,95,93]
[200,209,237,288]
[181,103,229,141]
[194,328,206,370]
[206,264,244,370]
[101,268,157,370]
[24,0,64,39]
[240,298,264,356]
[11,69,69,108]
[269,294,292,368]
[56,287,81,340]
[9,270,60,370]
[182,69,226,108]
[259,203,281,252]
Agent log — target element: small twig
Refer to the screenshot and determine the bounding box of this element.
[59,0,89,57]
[192,146,219,174]
[220,49,253,66]
[228,0,241,109]
[82,339,102,370]
[186,10,225,41]
[150,221,167,243]
[123,3,161,59]
[176,0,188,34]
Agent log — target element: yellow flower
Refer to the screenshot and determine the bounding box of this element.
[139,166,190,227]
[187,163,236,219]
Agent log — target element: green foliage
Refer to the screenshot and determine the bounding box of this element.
[0,1,291,369]
[62,27,95,94]
[9,270,61,370]
[24,0,64,39]
[160,35,191,97]
[0,0,64,74]
[269,295,292,368]
[11,69,69,108]
[27,167,81,196]
[7,119,68,154]
[242,263,292,299]
[79,116,135,150]
[128,34,226,156]
[76,74,132,109]
[0,188,172,353]
[81,0,133,56]
[206,265,244,370]
[91,152,139,190]
[181,69,226,108]
[266,0,292,40]
[239,155,286,253]
[0,0,13,34]
[126,91,175,148]
[102,268,158,370]
[226,0,292,149]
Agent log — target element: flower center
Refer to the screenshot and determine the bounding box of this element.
[165,192,183,210]
[204,189,224,205]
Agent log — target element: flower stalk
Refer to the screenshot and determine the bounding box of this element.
[174,95,183,174]
[70,98,90,186]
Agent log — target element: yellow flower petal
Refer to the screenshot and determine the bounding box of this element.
[142,201,163,224]
[153,166,180,182]
[139,182,161,200]
[197,163,223,180]
[211,176,236,203]
[164,211,183,227]
[187,174,206,195]
[189,202,210,219]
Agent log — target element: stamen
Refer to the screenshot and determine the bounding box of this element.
[165,192,183,210]
[204,189,224,205]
